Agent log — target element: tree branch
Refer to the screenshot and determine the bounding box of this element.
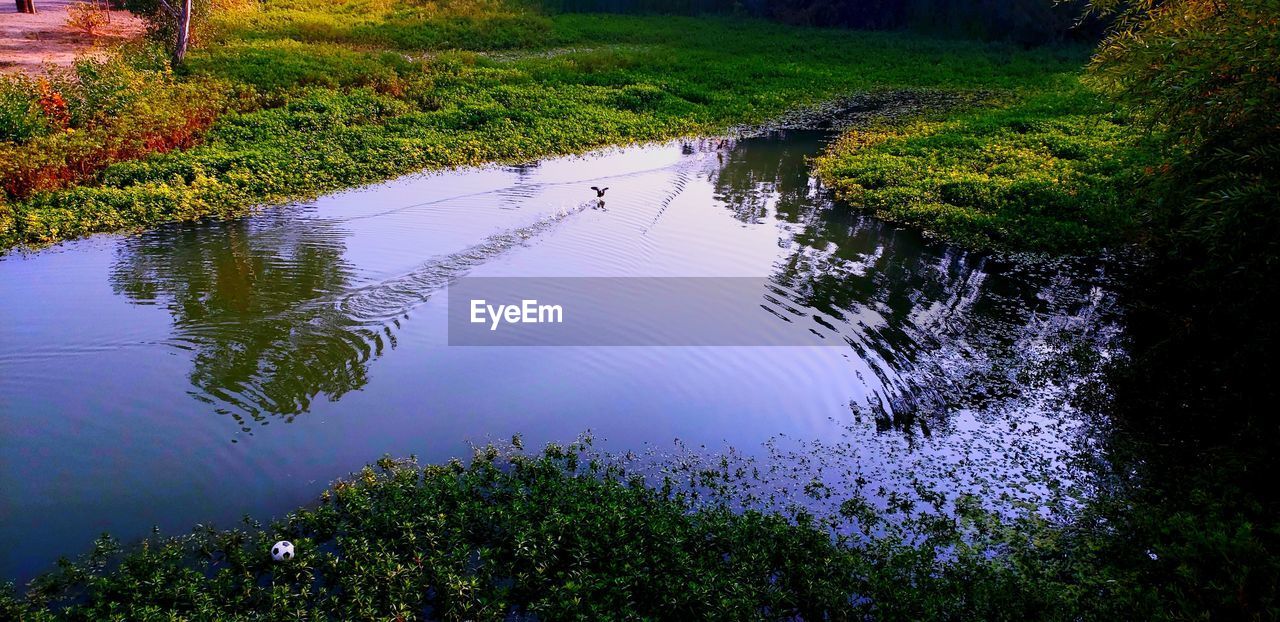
[155,0,179,18]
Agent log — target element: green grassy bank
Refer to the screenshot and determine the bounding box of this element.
[0,0,1099,252]
[813,76,1153,253]
[0,445,1157,620]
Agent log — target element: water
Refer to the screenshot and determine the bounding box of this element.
[0,130,1124,585]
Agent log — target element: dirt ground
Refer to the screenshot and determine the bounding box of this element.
[1,0,146,74]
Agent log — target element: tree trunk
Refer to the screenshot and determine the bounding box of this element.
[16,0,36,14]
[172,0,192,65]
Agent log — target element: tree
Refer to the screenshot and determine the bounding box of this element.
[146,0,193,64]
[1090,0,1280,293]
[16,0,35,14]
[173,0,190,64]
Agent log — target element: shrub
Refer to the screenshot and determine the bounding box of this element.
[124,0,219,51]
[0,75,50,143]
[1090,0,1280,304]
[0,450,869,619]
[1081,8,1280,617]
[0,444,1148,620]
[0,51,229,200]
[65,1,109,36]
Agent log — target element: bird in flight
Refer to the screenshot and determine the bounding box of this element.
[590,186,609,198]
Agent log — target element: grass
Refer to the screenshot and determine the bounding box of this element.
[2,3,1276,618]
[0,0,1098,252]
[813,75,1153,252]
[0,443,1153,620]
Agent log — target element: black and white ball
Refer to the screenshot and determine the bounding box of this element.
[271,540,295,562]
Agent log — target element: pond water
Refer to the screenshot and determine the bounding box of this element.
[0,130,1125,584]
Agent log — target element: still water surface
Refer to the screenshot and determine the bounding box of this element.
[0,130,1123,584]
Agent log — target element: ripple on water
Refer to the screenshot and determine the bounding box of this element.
[0,130,1128,585]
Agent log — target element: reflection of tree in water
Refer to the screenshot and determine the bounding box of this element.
[110,214,372,428]
[110,203,591,431]
[710,130,828,225]
[711,132,1124,439]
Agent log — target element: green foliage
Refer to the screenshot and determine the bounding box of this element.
[0,197,13,249]
[1090,0,1280,307]
[1091,0,1280,177]
[814,77,1151,252]
[0,446,1152,620]
[187,40,420,92]
[0,3,1275,620]
[1078,3,1280,617]
[0,8,1091,251]
[0,75,50,144]
[210,0,554,51]
[123,0,224,53]
[0,51,229,202]
[540,0,1101,44]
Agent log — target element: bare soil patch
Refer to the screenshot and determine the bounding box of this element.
[1,0,145,74]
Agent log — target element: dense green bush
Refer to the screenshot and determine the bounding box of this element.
[123,0,236,52]
[540,0,1103,43]
[0,52,229,201]
[0,449,862,619]
[1090,0,1280,308]
[0,75,50,144]
[1076,4,1280,618]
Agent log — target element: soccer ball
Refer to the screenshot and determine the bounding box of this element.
[271,540,295,562]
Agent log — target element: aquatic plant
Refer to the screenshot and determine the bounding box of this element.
[0,441,1144,620]
[813,77,1153,253]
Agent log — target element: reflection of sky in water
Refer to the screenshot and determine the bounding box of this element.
[0,131,1124,584]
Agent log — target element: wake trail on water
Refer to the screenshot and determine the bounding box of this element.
[170,200,597,424]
